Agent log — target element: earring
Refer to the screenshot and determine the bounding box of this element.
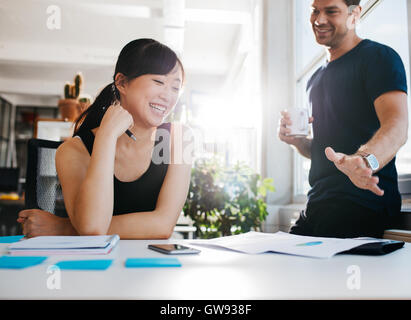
[112,83,120,102]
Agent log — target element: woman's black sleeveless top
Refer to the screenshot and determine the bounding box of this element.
[75,123,170,215]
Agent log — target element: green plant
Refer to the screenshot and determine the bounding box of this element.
[183,157,275,239]
[63,72,83,99]
[79,97,90,103]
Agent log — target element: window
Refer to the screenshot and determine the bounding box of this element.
[294,0,411,200]
[184,2,263,172]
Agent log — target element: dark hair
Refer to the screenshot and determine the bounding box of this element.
[343,0,361,6]
[73,38,184,135]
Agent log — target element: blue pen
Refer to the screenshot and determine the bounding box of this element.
[296,241,323,247]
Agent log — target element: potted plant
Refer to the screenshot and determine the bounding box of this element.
[183,157,275,239]
[58,73,83,121]
[78,94,92,114]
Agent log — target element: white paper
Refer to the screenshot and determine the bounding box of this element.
[9,235,118,249]
[190,231,385,258]
[8,235,120,255]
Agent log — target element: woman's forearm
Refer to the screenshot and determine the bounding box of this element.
[107,210,175,239]
[73,130,117,235]
[61,210,174,239]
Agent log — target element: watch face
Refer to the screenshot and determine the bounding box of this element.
[366,154,379,171]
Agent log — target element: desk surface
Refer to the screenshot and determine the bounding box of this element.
[1,238,411,300]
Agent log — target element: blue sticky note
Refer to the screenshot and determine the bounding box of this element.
[55,259,113,270]
[0,256,47,269]
[0,235,24,243]
[125,258,181,268]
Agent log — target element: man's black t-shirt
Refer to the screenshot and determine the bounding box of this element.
[307,39,408,216]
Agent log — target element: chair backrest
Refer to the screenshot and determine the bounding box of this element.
[25,139,67,217]
[0,167,20,193]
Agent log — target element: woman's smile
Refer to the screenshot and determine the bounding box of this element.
[149,102,168,116]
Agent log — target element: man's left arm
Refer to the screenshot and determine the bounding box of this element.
[325,90,408,196]
[357,91,408,168]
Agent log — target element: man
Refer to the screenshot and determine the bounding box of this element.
[278,0,408,238]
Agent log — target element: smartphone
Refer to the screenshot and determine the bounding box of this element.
[148,244,201,255]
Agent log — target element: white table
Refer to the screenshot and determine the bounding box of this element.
[0,238,410,299]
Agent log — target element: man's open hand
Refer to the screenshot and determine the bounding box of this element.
[325,147,384,196]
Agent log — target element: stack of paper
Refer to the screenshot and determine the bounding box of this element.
[8,235,120,256]
[190,231,390,259]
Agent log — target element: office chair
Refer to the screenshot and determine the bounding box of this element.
[0,167,20,193]
[25,139,68,218]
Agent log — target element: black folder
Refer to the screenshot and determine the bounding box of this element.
[340,240,405,256]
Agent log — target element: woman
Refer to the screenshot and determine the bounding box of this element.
[18,39,193,239]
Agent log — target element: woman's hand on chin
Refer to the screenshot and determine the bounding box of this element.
[17,209,73,238]
[99,102,134,140]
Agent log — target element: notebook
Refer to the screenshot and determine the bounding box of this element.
[8,234,120,255]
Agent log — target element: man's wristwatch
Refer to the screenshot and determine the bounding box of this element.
[357,151,380,172]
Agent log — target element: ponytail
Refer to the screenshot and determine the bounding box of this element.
[73,82,117,135]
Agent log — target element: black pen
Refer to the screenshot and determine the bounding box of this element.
[125,129,137,141]
[110,100,136,141]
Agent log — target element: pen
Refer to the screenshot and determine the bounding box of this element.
[125,129,137,141]
[296,241,323,247]
[108,100,136,142]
